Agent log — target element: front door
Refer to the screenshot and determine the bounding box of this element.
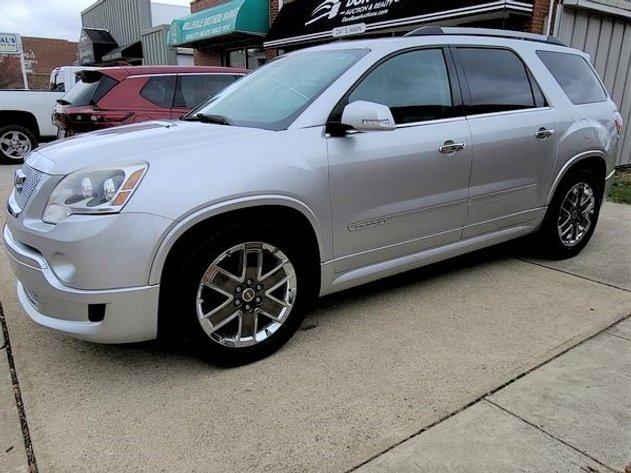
[327,48,472,273]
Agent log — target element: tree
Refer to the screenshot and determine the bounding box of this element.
[0,55,26,89]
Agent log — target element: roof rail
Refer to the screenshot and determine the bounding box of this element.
[404,26,567,47]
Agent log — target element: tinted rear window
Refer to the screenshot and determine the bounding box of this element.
[457,48,544,114]
[61,72,118,106]
[537,51,607,105]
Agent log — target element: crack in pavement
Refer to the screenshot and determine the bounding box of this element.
[484,399,621,473]
[606,332,631,343]
[517,258,631,294]
[0,303,38,473]
[345,312,631,473]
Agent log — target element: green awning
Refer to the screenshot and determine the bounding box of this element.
[167,0,269,47]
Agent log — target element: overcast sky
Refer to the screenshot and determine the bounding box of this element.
[0,0,191,42]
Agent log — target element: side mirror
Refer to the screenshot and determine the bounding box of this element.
[341,100,396,132]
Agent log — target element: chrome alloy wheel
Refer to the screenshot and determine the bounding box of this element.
[196,242,297,348]
[557,182,596,248]
[0,130,32,160]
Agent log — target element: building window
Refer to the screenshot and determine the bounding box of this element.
[226,47,266,70]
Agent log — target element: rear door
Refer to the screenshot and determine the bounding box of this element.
[453,47,560,238]
[135,75,176,122]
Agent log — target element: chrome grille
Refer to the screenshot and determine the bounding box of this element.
[13,165,44,209]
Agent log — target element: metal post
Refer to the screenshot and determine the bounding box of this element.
[17,34,29,89]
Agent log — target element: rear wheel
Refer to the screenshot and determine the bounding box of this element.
[161,222,313,366]
[535,170,603,259]
[0,125,37,164]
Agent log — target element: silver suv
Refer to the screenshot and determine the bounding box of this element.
[4,28,622,365]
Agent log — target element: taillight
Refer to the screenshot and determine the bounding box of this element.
[614,111,624,136]
[69,111,132,123]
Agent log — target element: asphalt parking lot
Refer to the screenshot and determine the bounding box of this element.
[1,163,630,473]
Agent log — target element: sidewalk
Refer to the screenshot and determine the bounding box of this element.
[0,201,629,473]
[354,316,631,473]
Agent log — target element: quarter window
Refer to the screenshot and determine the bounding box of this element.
[457,48,545,115]
[348,49,456,124]
[537,50,607,105]
[140,76,176,108]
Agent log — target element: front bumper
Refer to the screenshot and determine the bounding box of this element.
[3,225,159,343]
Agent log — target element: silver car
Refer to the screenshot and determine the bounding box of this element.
[4,28,622,365]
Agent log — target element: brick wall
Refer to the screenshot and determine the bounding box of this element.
[194,49,223,66]
[191,0,230,13]
[191,0,229,65]
[266,0,280,60]
[529,0,554,34]
[22,37,78,89]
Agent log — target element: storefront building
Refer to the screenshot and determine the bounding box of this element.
[266,0,539,49]
[79,0,193,66]
[170,0,556,68]
[168,0,272,68]
[554,0,631,165]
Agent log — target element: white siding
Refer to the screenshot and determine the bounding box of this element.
[141,26,177,65]
[558,5,631,165]
[82,0,152,45]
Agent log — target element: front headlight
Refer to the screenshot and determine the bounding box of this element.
[43,163,148,224]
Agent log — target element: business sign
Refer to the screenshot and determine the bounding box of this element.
[332,23,367,37]
[306,0,402,27]
[78,30,95,64]
[266,0,536,47]
[0,33,20,54]
[168,0,269,47]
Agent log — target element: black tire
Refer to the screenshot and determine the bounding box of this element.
[160,221,315,366]
[0,125,37,165]
[534,169,603,259]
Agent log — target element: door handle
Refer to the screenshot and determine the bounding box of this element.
[535,128,555,140]
[439,141,467,154]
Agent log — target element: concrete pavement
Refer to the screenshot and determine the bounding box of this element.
[0,161,630,473]
[355,317,631,473]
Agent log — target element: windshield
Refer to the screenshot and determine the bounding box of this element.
[190,49,368,130]
[49,71,64,92]
[61,72,118,106]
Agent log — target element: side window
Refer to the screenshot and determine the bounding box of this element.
[140,76,176,108]
[347,49,456,125]
[457,48,544,115]
[537,50,607,105]
[174,74,241,108]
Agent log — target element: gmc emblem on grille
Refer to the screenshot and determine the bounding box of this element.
[14,169,26,193]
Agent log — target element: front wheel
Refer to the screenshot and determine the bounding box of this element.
[160,223,313,366]
[535,170,603,259]
[0,125,37,164]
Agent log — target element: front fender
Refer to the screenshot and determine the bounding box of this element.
[147,195,329,286]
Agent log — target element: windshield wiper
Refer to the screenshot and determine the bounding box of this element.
[183,113,233,126]
[56,98,71,105]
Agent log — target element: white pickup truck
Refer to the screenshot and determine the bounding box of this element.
[0,66,96,164]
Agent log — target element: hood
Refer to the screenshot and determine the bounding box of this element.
[31,120,268,175]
